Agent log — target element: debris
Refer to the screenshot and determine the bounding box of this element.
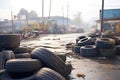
[76,73,86,79]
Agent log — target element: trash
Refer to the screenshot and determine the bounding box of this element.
[76,73,86,79]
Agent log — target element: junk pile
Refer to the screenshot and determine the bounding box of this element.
[0,34,72,80]
[72,32,120,58]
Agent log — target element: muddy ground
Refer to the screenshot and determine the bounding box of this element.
[21,33,120,80]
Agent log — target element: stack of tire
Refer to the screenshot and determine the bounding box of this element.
[72,35,99,57]
[101,32,120,56]
[0,34,72,80]
[72,32,120,58]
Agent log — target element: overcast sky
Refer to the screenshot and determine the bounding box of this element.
[0,0,120,22]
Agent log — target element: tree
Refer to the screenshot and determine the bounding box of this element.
[17,8,38,20]
[17,8,28,19]
[29,10,38,19]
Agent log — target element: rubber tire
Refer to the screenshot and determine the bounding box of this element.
[15,53,31,58]
[6,58,42,73]
[115,45,120,55]
[102,33,115,38]
[0,50,15,69]
[55,53,66,62]
[72,46,80,53]
[77,37,92,46]
[31,48,68,77]
[96,38,115,49]
[12,47,32,54]
[76,36,86,44]
[99,48,115,58]
[0,70,36,80]
[80,45,99,57]
[0,34,20,50]
[66,63,72,75]
[36,68,66,80]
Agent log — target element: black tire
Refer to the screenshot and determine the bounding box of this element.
[36,68,66,80]
[72,46,80,53]
[80,45,99,57]
[76,36,86,44]
[101,33,115,38]
[0,70,36,80]
[0,34,20,50]
[77,37,92,46]
[6,58,42,73]
[31,48,68,77]
[96,38,115,49]
[65,63,72,75]
[114,37,120,45]
[115,45,120,55]
[12,47,32,54]
[15,53,31,58]
[55,53,66,62]
[99,48,115,58]
[0,50,15,69]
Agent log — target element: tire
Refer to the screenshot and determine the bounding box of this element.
[0,70,36,80]
[99,48,115,58]
[115,45,120,55]
[65,63,72,75]
[80,45,99,57]
[77,37,92,46]
[6,58,42,73]
[0,34,20,50]
[114,37,120,45]
[76,36,86,44]
[12,47,32,54]
[102,33,115,38]
[55,53,66,62]
[31,48,68,77]
[96,38,115,49]
[36,68,66,80]
[0,50,15,69]
[15,53,31,58]
[72,46,80,53]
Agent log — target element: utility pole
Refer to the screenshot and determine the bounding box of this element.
[11,11,14,33]
[42,0,44,26]
[49,0,52,18]
[62,5,64,26]
[67,3,69,27]
[101,0,104,32]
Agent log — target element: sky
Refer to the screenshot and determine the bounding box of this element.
[0,0,120,22]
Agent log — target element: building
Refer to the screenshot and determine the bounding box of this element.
[97,9,120,32]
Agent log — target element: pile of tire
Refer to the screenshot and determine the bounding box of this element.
[72,35,99,57]
[73,33,120,58]
[96,38,116,58]
[0,34,72,80]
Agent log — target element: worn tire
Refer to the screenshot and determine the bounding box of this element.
[115,45,120,55]
[56,53,66,62]
[12,47,32,54]
[15,53,31,58]
[77,37,92,46]
[0,34,20,50]
[96,38,115,49]
[36,68,66,80]
[31,48,68,77]
[0,50,15,69]
[0,70,36,80]
[76,36,86,44]
[102,33,115,38]
[99,48,115,58]
[72,46,81,53]
[66,63,72,75]
[6,58,42,73]
[80,45,99,57]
